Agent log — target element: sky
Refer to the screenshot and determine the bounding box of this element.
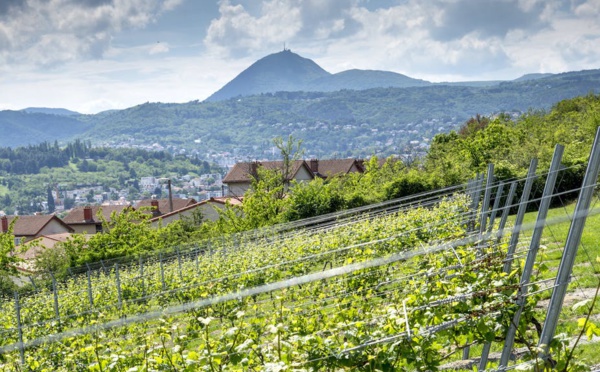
[0,0,599,114]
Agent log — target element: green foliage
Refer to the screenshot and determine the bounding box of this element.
[0,111,91,148]
[0,196,479,370]
[240,167,287,229]
[2,68,596,158]
[1,194,587,370]
[197,153,443,239]
[273,134,304,189]
[81,71,599,158]
[62,208,161,266]
[384,168,432,200]
[0,219,19,274]
[0,219,20,294]
[425,94,600,195]
[0,140,219,214]
[32,244,70,277]
[283,177,345,221]
[46,187,55,213]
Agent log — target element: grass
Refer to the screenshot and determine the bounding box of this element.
[518,198,600,280]
[507,197,600,366]
[0,184,7,197]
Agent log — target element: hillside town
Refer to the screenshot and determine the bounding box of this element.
[99,116,464,165]
[1,157,372,273]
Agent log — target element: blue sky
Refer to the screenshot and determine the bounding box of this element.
[0,0,599,113]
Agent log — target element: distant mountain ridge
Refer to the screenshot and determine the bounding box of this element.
[206,49,432,101]
[0,110,91,147]
[21,107,80,116]
[206,49,561,101]
[513,73,554,82]
[206,50,330,101]
[0,49,598,158]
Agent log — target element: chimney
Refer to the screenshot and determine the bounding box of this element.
[249,162,259,179]
[309,159,319,173]
[151,199,161,217]
[83,206,93,222]
[1,216,7,233]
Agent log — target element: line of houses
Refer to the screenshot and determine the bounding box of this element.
[2,158,377,272]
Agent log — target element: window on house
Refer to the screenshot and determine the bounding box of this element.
[96,224,103,234]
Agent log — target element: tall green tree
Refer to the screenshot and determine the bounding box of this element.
[273,135,304,196]
[0,219,21,294]
[47,187,55,213]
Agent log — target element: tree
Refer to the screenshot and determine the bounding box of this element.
[0,219,21,294]
[47,187,55,213]
[61,208,174,266]
[241,167,287,228]
[79,159,89,172]
[33,244,70,277]
[283,177,344,221]
[3,194,11,207]
[86,189,95,203]
[63,197,75,210]
[273,135,304,196]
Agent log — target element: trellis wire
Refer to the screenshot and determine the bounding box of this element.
[3,199,597,358]
[538,127,600,357]
[498,144,565,368]
[1,189,584,332]
[4,148,600,368]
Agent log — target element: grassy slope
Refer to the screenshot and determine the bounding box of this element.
[516,198,600,365]
[518,199,600,285]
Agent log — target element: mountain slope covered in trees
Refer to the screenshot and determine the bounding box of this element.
[0,55,599,159]
[0,140,216,215]
[0,110,91,147]
[75,69,600,158]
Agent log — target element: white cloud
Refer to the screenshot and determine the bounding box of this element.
[204,0,365,57]
[149,42,170,54]
[296,0,600,81]
[204,0,302,57]
[304,2,512,79]
[0,0,181,66]
[0,51,253,113]
[574,0,600,16]
[1,0,600,113]
[162,0,183,11]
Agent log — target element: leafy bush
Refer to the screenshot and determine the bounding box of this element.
[284,178,345,221]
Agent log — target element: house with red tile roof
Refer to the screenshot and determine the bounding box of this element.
[15,233,76,273]
[222,158,366,197]
[62,205,131,234]
[223,160,314,196]
[306,158,364,179]
[134,198,197,218]
[148,197,238,227]
[1,215,74,245]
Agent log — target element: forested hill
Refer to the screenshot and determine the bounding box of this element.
[0,140,210,175]
[1,68,600,158]
[77,68,600,158]
[0,110,91,147]
[0,140,216,215]
[205,50,432,101]
[421,93,600,196]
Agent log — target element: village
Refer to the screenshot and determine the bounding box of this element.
[1,157,370,273]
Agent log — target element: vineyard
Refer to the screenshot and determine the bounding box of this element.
[2,132,600,370]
